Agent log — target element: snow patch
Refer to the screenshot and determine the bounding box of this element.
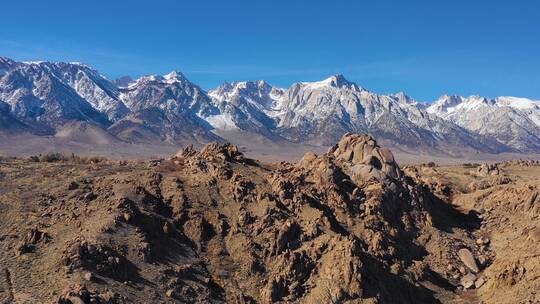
[301,76,339,90]
[496,96,539,110]
[204,113,238,130]
[23,61,46,65]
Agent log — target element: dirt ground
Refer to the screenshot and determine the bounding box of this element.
[0,136,538,303]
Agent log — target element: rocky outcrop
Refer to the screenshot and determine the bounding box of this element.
[328,133,402,182]
[2,134,538,303]
[474,163,501,177]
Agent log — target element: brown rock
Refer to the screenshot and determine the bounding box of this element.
[458,248,479,273]
[378,148,395,164]
[475,277,485,288]
[477,255,488,267]
[476,237,490,245]
[299,152,318,166]
[461,273,477,289]
[331,134,401,181]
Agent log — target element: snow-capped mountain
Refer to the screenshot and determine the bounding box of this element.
[40,61,130,121]
[0,58,111,130]
[428,95,540,151]
[209,75,511,153]
[119,71,216,116]
[110,71,220,144]
[0,59,129,122]
[207,80,284,136]
[0,56,538,155]
[0,58,220,145]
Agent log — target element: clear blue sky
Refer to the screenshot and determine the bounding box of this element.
[1,0,539,101]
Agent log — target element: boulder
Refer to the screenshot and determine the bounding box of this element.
[475,277,485,288]
[330,134,401,182]
[299,152,318,167]
[458,248,479,273]
[461,273,477,289]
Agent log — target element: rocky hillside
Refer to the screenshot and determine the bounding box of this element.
[1,134,538,303]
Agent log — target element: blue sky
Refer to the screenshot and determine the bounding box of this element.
[1,0,539,101]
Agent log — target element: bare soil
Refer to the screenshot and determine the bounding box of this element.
[0,135,538,303]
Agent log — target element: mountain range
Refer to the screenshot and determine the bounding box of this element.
[1,56,539,157]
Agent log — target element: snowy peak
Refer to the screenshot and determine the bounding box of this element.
[129,70,193,88]
[391,92,419,105]
[428,94,540,115]
[23,60,128,121]
[20,60,99,79]
[0,57,127,123]
[428,94,497,114]
[299,74,362,91]
[427,95,465,114]
[466,95,493,108]
[495,96,540,110]
[204,80,286,134]
[163,70,189,83]
[212,79,282,94]
[209,80,284,104]
[211,81,233,96]
[326,74,350,88]
[427,93,540,151]
[118,68,218,119]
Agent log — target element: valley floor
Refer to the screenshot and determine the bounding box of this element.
[1,132,539,164]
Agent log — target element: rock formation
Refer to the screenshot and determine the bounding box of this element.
[1,134,539,303]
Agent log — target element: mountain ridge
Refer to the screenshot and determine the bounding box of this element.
[0,56,538,156]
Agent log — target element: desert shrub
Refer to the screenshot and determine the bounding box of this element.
[462,163,480,168]
[426,162,437,167]
[28,155,40,162]
[40,152,66,163]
